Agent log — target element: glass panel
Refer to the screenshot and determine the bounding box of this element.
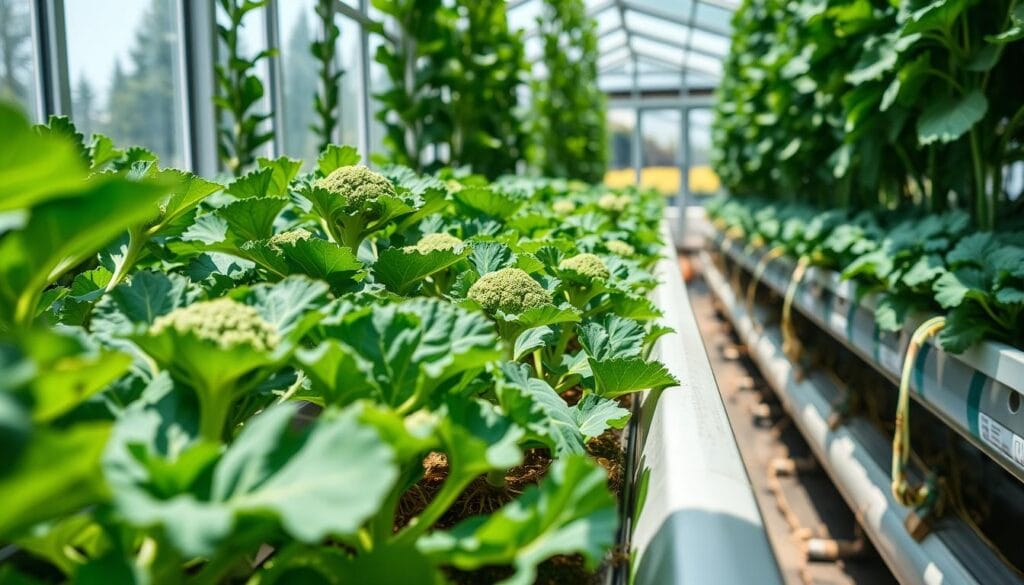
[690,28,730,56]
[605,108,635,189]
[0,0,38,119]
[631,0,692,17]
[640,109,681,198]
[65,0,187,167]
[686,51,723,78]
[624,10,687,45]
[683,70,718,88]
[597,73,631,93]
[368,30,389,161]
[278,0,319,167]
[695,2,732,33]
[598,29,628,54]
[338,15,361,148]
[687,107,721,201]
[594,7,619,36]
[598,45,630,70]
[632,37,683,68]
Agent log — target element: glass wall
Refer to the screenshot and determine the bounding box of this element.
[605,108,636,188]
[687,107,720,200]
[278,0,320,167]
[65,0,187,166]
[639,109,681,197]
[0,0,38,119]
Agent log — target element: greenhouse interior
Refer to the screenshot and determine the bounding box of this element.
[1,0,1022,583]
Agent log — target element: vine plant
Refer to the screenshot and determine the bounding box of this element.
[311,0,343,153]
[214,0,276,176]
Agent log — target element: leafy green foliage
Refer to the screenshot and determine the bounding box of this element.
[0,100,675,583]
[311,0,343,154]
[708,197,1024,352]
[713,0,1024,229]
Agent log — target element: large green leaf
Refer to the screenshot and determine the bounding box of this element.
[454,187,524,218]
[917,90,988,145]
[106,403,398,557]
[0,103,90,213]
[0,176,171,328]
[418,455,617,585]
[587,357,677,398]
[374,247,468,294]
[578,315,645,360]
[317,145,361,176]
[299,299,501,411]
[0,417,111,538]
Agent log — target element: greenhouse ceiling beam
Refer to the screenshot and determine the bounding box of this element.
[613,0,639,69]
[622,1,730,38]
[333,0,397,44]
[626,28,726,61]
[697,0,740,11]
[587,0,617,18]
[507,0,533,10]
[598,53,631,73]
[632,49,720,78]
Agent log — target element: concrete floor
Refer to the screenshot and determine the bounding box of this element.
[684,255,897,585]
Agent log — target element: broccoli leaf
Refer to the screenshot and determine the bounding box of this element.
[105,403,398,557]
[418,455,617,585]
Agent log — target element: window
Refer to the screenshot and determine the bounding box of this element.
[687,107,720,200]
[65,0,187,167]
[337,14,361,149]
[278,0,320,167]
[216,0,274,162]
[640,108,681,198]
[0,0,39,119]
[605,108,635,189]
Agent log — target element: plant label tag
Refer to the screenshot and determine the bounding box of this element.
[878,332,902,374]
[979,412,1024,471]
[830,295,850,336]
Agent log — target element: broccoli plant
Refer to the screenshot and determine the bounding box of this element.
[302,164,412,252]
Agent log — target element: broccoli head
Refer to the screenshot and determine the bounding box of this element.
[268,228,313,249]
[408,232,463,254]
[559,253,610,281]
[150,298,279,353]
[553,199,576,214]
[315,166,396,208]
[468,268,553,314]
[606,239,635,257]
[597,193,631,213]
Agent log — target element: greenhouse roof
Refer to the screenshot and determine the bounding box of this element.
[509,0,735,95]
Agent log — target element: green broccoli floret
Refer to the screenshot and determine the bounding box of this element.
[559,253,610,281]
[597,193,630,213]
[315,166,396,208]
[553,199,576,214]
[468,268,553,314]
[606,239,635,257]
[407,232,463,254]
[268,228,313,249]
[150,298,279,353]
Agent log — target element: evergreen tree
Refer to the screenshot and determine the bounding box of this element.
[102,0,180,163]
[72,75,98,139]
[0,0,33,107]
[282,10,318,163]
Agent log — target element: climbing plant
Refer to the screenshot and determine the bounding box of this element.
[214,0,276,176]
[530,0,607,184]
[311,0,343,153]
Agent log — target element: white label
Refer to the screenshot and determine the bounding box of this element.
[830,295,850,335]
[978,413,1024,471]
[878,334,902,374]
